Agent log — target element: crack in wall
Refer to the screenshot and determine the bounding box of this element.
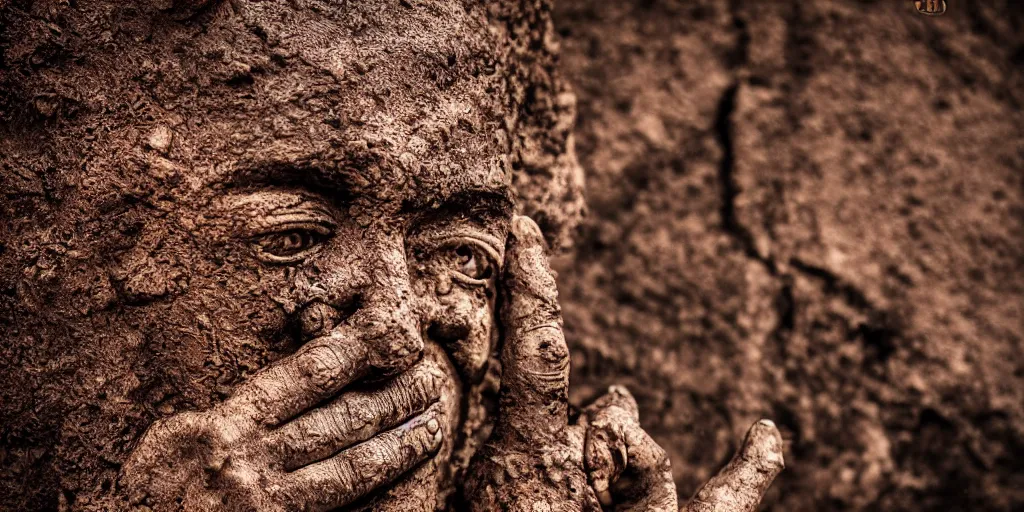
[713,82,776,276]
[713,3,898,358]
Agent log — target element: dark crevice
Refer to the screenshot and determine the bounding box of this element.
[715,2,904,373]
[716,3,795,349]
[789,257,903,364]
[716,3,777,275]
[713,83,777,276]
[789,258,878,314]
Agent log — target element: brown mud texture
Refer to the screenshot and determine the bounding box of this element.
[553,0,1023,511]
[0,0,587,510]
[0,0,1020,511]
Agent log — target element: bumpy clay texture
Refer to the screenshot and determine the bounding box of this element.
[1,1,785,511]
[554,0,1023,510]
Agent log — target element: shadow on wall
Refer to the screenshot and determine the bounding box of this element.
[552,0,1024,510]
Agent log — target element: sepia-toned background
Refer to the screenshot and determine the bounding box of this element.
[0,0,1020,510]
[552,0,1023,510]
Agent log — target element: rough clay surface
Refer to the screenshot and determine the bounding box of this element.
[552,1,1023,510]
[0,0,1020,511]
[0,0,586,509]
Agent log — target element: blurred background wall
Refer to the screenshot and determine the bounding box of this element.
[551,1,1023,510]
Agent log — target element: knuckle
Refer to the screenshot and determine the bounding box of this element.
[399,362,445,404]
[308,414,339,444]
[331,456,358,493]
[263,430,293,462]
[528,325,569,364]
[157,410,206,437]
[302,343,346,391]
[358,448,388,481]
[142,417,182,443]
[171,412,222,448]
[422,366,445,396]
[331,398,361,436]
[376,387,408,424]
[203,417,244,448]
[351,394,382,431]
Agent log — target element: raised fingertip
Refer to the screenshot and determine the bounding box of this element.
[740,419,785,473]
[608,385,640,419]
[511,215,545,246]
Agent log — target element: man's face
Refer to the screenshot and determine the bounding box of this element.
[82,1,513,508]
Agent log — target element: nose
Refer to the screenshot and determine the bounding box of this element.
[351,250,424,377]
[310,231,424,378]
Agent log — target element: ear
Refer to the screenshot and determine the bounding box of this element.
[491,0,586,253]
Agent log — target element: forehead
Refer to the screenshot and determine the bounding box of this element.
[114,0,512,206]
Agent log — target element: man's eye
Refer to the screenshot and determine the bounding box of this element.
[252,227,330,263]
[446,240,498,284]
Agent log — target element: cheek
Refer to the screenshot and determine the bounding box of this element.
[136,272,291,407]
[137,256,338,409]
[126,222,367,409]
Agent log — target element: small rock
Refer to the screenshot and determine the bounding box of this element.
[146,125,174,153]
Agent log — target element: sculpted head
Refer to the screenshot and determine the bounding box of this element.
[0,0,580,508]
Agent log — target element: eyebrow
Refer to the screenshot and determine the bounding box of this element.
[214,157,515,221]
[403,186,515,223]
[214,160,361,204]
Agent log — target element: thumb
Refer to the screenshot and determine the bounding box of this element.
[682,420,785,512]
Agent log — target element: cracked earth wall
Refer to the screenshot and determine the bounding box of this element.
[553,1,1023,510]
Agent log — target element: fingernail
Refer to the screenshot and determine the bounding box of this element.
[741,419,785,471]
[429,422,444,447]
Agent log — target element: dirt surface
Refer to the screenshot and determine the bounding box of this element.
[1,0,1021,510]
[553,0,1024,510]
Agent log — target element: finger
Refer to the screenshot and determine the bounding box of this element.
[584,384,640,420]
[278,403,445,511]
[611,427,677,512]
[265,358,446,470]
[584,387,675,511]
[224,326,372,426]
[496,215,570,443]
[583,386,636,505]
[682,420,785,512]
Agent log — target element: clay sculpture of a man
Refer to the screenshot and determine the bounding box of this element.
[0,1,783,510]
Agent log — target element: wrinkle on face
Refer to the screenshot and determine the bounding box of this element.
[190,184,511,440]
[0,0,534,507]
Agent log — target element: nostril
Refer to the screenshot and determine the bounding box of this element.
[426,321,471,345]
[296,294,362,341]
[297,302,337,339]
